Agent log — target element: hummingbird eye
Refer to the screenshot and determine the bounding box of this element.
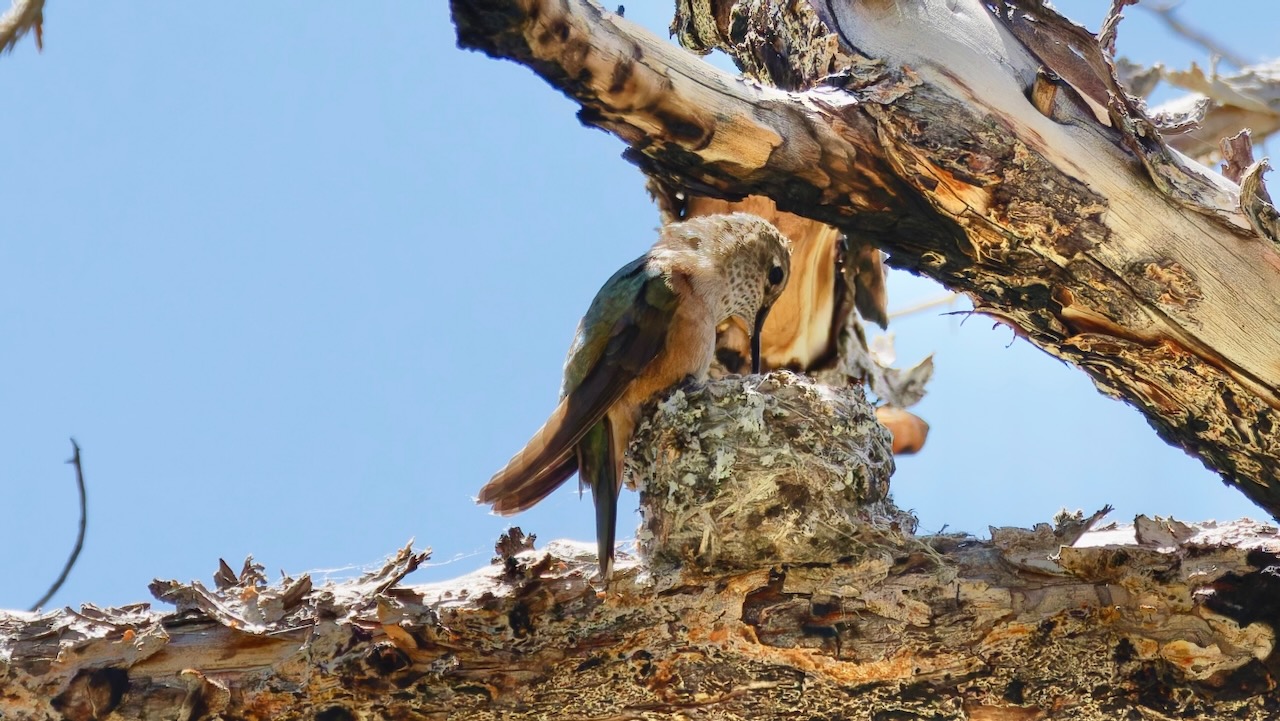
[768,265,784,286]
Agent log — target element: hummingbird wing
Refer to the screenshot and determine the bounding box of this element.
[479,259,677,514]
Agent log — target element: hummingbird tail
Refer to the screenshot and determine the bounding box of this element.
[479,399,580,514]
[578,420,619,580]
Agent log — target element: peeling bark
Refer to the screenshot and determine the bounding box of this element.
[450,0,1280,520]
[1155,59,1280,163]
[3,521,1278,719]
[5,377,1280,719]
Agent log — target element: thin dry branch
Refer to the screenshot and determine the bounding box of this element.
[1156,58,1280,161]
[28,439,88,612]
[451,0,1280,519]
[888,293,960,321]
[1139,2,1250,70]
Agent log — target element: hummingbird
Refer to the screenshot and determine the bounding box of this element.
[478,213,792,578]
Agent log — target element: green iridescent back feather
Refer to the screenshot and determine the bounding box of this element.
[561,256,669,397]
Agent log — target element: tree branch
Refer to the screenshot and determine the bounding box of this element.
[4,375,1277,719]
[28,439,88,612]
[0,0,43,54]
[3,521,1277,719]
[450,0,1280,519]
[1156,58,1280,161]
[1139,2,1251,70]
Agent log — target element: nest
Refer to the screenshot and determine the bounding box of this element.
[629,371,905,571]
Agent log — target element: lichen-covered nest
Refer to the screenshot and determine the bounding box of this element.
[628,371,905,571]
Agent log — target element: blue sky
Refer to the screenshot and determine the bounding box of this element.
[2,1,1274,610]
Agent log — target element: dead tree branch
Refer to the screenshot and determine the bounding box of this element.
[0,0,43,54]
[1156,58,1280,161]
[28,439,88,612]
[1139,2,1250,70]
[3,363,1277,720]
[2,519,1276,719]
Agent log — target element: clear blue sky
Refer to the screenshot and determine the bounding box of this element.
[2,1,1274,610]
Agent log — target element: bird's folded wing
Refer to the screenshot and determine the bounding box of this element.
[478,271,679,513]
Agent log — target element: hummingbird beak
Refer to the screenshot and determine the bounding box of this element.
[750,303,772,374]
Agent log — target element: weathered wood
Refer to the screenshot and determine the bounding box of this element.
[450,0,1280,520]
[674,0,853,91]
[10,3,1280,719]
[0,0,43,53]
[3,521,1277,719]
[5,376,1277,720]
[1153,59,1280,162]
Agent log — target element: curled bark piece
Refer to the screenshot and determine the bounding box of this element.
[1220,129,1255,184]
[875,405,930,455]
[1239,159,1280,248]
[1157,59,1280,161]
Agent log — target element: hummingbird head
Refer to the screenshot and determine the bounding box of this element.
[725,219,790,374]
[663,213,792,373]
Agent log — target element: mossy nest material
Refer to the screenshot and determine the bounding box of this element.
[629,371,898,571]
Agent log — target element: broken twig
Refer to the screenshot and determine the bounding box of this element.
[28,439,88,611]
